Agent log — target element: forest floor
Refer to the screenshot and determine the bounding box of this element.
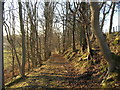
[6,54,102,89]
[5,32,120,89]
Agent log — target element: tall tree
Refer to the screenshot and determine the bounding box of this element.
[68,2,78,51]
[25,1,39,67]
[26,15,30,71]
[62,3,67,52]
[44,2,54,60]
[18,1,26,77]
[90,2,120,76]
[11,1,15,77]
[0,1,4,89]
[4,17,21,78]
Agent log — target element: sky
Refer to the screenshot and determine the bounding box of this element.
[100,1,119,32]
[103,7,119,33]
[3,0,120,36]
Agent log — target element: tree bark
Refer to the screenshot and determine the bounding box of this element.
[44,2,54,60]
[63,16,66,52]
[0,2,4,89]
[18,1,26,77]
[90,2,115,73]
[79,24,83,53]
[11,5,15,77]
[72,13,76,51]
[26,15,30,71]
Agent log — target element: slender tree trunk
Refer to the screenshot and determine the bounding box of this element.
[85,25,92,59]
[72,13,76,51]
[36,8,41,66]
[12,48,15,77]
[12,6,15,77]
[79,24,83,53]
[18,1,26,77]
[26,16,30,71]
[63,16,66,52]
[82,26,87,52]
[58,35,61,53]
[4,22,22,75]
[44,2,54,59]
[0,2,4,89]
[38,37,42,65]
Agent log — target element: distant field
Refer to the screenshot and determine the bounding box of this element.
[4,48,21,70]
[4,51,12,69]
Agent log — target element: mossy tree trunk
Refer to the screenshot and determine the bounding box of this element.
[90,2,120,74]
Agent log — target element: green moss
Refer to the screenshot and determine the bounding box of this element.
[101,82,107,88]
[113,36,120,45]
[107,73,118,80]
[99,62,108,74]
[101,81,115,88]
[101,68,119,88]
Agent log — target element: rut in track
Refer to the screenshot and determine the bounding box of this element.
[9,54,101,89]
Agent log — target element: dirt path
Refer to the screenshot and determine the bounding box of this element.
[9,54,101,89]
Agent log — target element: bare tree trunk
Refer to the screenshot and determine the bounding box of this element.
[38,37,42,65]
[90,2,115,73]
[11,3,15,77]
[26,2,38,67]
[26,16,30,72]
[44,2,49,60]
[18,1,26,77]
[85,25,93,59]
[0,2,4,89]
[66,2,71,50]
[72,13,76,51]
[79,24,83,53]
[4,22,22,75]
[63,16,66,52]
[79,24,87,53]
[82,26,87,52]
[44,2,54,60]
[58,34,61,53]
[11,48,15,77]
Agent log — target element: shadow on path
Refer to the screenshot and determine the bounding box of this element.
[8,54,101,89]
